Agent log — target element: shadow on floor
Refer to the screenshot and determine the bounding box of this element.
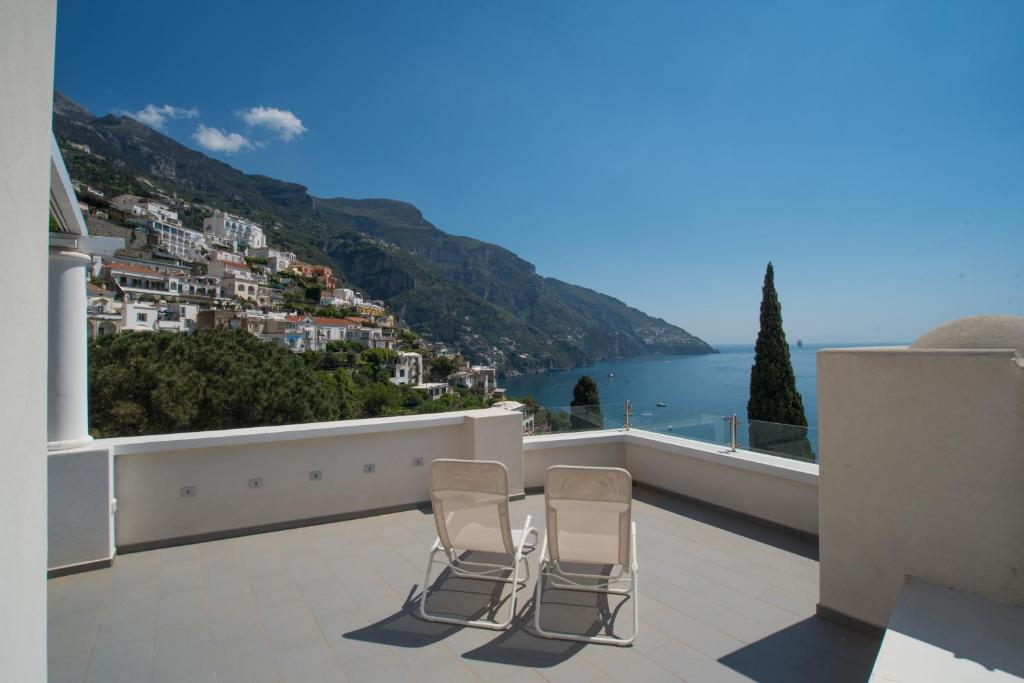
[633,485,819,560]
[343,553,511,648]
[343,551,632,668]
[717,616,881,683]
[464,566,633,668]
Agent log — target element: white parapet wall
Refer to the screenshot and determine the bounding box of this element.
[525,429,819,535]
[48,409,523,563]
[50,410,819,570]
[818,347,1024,629]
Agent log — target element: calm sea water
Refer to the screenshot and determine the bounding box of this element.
[502,343,904,452]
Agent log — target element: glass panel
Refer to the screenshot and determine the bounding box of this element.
[528,404,618,434]
[630,406,725,445]
[744,419,818,463]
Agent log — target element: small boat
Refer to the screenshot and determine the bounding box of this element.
[641,412,653,417]
[797,339,803,348]
[656,402,667,408]
[607,372,614,378]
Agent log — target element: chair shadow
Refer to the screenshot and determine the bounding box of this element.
[717,616,882,683]
[462,563,633,668]
[342,551,516,649]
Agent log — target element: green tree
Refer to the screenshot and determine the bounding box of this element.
[359,382,402,417]
[397,328,418,349]
[357,348,399,383]
[304,285,322,302]
[570,375,603,430]
[747,262,814,460]
[89,330,340,438]
[427,356,456,381]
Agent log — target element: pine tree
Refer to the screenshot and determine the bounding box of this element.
[747,263,813,459]
[570,375,603,430]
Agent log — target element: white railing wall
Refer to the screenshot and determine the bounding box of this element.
[49,411,821,573]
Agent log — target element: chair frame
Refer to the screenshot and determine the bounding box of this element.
[533,469,639,646]
[419,460,538,630]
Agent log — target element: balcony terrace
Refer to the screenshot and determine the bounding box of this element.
[48,487,879,683]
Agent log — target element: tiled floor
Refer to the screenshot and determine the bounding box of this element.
[47,489,880,682]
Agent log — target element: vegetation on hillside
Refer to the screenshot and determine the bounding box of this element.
[88,330,491,438]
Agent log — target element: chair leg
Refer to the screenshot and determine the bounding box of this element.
[419,538,524,630]
[532,526,639,646]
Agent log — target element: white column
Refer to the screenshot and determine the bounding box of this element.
[48,248,93,450]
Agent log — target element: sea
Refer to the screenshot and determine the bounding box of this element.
[501,343,905,455]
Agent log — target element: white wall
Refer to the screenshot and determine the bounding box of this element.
[524,430,819,534]
[107,409,523,549]
[523,432,626,489]
[0,0,56,678]
[818,347,1024,628]
[624,431,819,534]
[48,448,114,570]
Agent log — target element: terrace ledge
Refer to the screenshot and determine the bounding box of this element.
[86,408,509,455]
[525,428,818,484]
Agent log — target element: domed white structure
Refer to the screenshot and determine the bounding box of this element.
[910,315,1024,357]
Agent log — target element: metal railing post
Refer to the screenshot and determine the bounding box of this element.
[624,400,632,430]
[722,414,739,451]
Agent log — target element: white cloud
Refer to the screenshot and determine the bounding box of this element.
[191,124,254,154]
[128,104,198,130]
[239,106,307,141]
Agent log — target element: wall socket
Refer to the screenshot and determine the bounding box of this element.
[363,464,376,474]
[180,486,197,498]
[412,457,424,467]
[248,477,263,489]
[309,470,323,481]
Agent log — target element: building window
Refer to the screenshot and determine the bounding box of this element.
[137,313,148,322]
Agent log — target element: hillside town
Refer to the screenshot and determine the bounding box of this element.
[73,180,514,407]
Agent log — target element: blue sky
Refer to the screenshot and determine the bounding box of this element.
[55,1,1023,344]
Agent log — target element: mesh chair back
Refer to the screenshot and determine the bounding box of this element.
[544,466,632,566]
[430,459,514,555]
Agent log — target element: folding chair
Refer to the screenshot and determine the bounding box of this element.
[534,465,638,645]
[419,459,537,629]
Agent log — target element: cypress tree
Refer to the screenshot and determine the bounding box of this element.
[747,263,813,460]
[570,375,603,430]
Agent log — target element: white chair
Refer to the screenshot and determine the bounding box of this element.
[420,459,538,630]
[534,465,639,646]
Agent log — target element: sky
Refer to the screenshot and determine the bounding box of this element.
[55,1,1023,344]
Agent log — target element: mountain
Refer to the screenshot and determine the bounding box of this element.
[53,91,715,372]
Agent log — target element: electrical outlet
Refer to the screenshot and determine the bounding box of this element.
[248,477,263,489]
[309,470,323,481]
[363,464,376,474]
[180,486,196,498]
[412,457,424,467]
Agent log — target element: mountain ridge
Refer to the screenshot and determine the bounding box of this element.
[53,91,715,372]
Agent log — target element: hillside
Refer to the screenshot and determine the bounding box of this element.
[53,91,715,372]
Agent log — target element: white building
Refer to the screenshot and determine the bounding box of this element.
[147,220,205,260]
[221,274,260,302]
[390,352,423,386]
[413,382,450,401]
[120,301,160,332]
[112,194,179,224]
[204,209,266,249]
[248,246,295,272]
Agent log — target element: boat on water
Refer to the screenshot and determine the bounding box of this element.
[656,402,667,407]
[797,339,803,348]
[607,372,614,378]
